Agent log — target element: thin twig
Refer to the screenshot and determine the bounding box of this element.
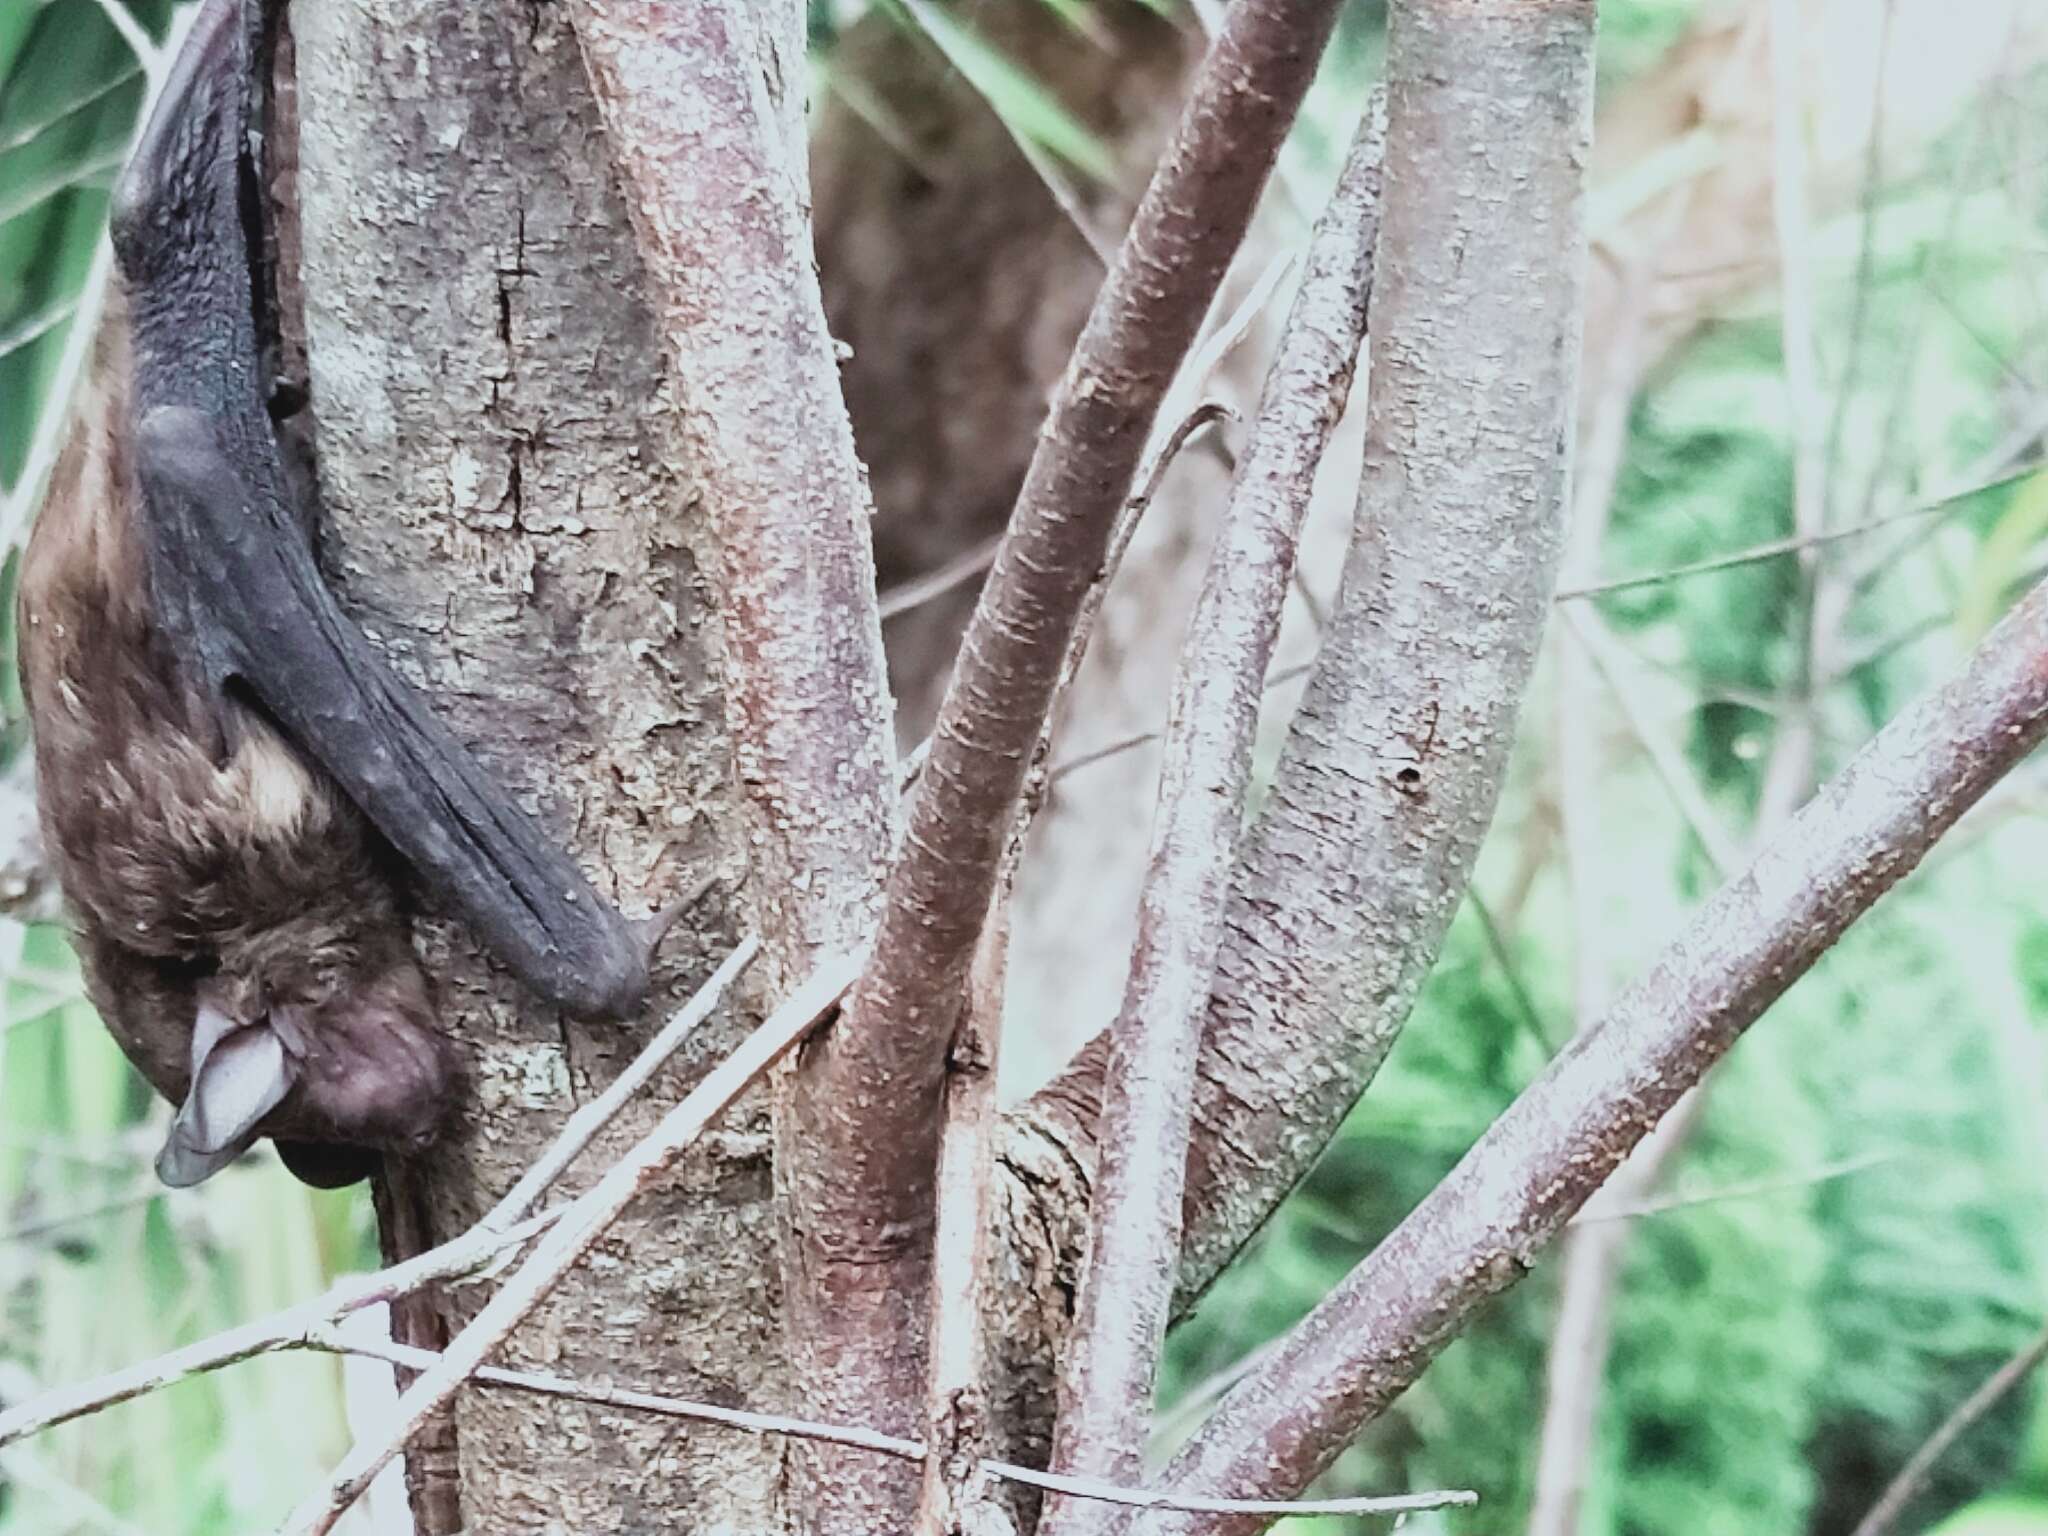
[0,937,759,1450]
[1047,728,1161,787]
[0,1185,164,1245]
[311,1330,922,1461]
[0,1208,556,1450]
[1571,1149,1897,1226]
[1038,398,1235,765]
[1046,661,1312,789]
[303,1331,1477,1521]
[1551,462,2045,602]
[1848,1320,2048,1536]
[479,923,758,1232]
[1771,0,1825,571]
[894,401,1234,791]
[1144,248,1294,482]
[1756,0,1837,828]
[1041,99,1384,1536]
[284,954,860,1534]
[1563,606,1740,874]
[879,536,1006,622]
[1465,890,1557,1056]
[1818,0,1898,535]
[1126,402,1238,556]
[1845,398,2048,596]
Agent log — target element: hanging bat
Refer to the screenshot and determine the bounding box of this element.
[18,0,652,1189]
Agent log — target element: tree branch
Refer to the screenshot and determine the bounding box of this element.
[566,14,902,1530]
[1129,570,2048,1534]
[1029,0,1594,1322]
[303,1333,1479,1523]
[1849,1319,2048,1536]
[913,902,1011,1536]
[781,4,1346,1526]
[1039,101,1384,1536]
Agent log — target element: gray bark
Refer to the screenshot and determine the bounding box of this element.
[296,3,776,1526]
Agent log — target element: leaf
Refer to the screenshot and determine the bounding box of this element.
[1958,470,2048,644]
[889,0,1117,181]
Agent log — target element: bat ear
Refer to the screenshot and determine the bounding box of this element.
[155,1005,298,1188]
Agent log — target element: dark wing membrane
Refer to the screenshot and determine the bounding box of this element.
[133,405,648,1018]
[109,0,645,1018]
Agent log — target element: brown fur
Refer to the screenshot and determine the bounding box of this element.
[19,291,456,1171]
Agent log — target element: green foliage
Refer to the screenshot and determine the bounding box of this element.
[0,0,162,488]
[1934,1500,2048,1536]
[867,0,1119,179]
[1163,23,2048,1536]
[5,0,2048,1532]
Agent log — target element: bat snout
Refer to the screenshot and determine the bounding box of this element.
[288,988,461,1157]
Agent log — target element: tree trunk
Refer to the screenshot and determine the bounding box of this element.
[295,3,776,1526]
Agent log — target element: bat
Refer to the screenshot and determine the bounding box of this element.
[17,0,653,1189]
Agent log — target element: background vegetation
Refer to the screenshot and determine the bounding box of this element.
[3,2,2046,1532]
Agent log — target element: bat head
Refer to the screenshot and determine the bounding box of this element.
[155,925,459,1188]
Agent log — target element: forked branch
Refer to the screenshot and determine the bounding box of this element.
[1026,0,1596,1323]
[779,2,1348,1524]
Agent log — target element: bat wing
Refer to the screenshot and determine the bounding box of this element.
[107,0,647,1020]
[133,404,649,1019]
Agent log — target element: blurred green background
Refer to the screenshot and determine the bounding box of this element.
[4,1,2048,1532]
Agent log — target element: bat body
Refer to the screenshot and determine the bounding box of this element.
[18,0,648,1188]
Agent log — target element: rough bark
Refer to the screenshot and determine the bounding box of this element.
[568,0,895,979]
[295,3,773,1527]
[1039,110,1383,1536]
[565,8,901,1534]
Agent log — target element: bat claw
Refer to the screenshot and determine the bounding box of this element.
[637,875,720,968]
